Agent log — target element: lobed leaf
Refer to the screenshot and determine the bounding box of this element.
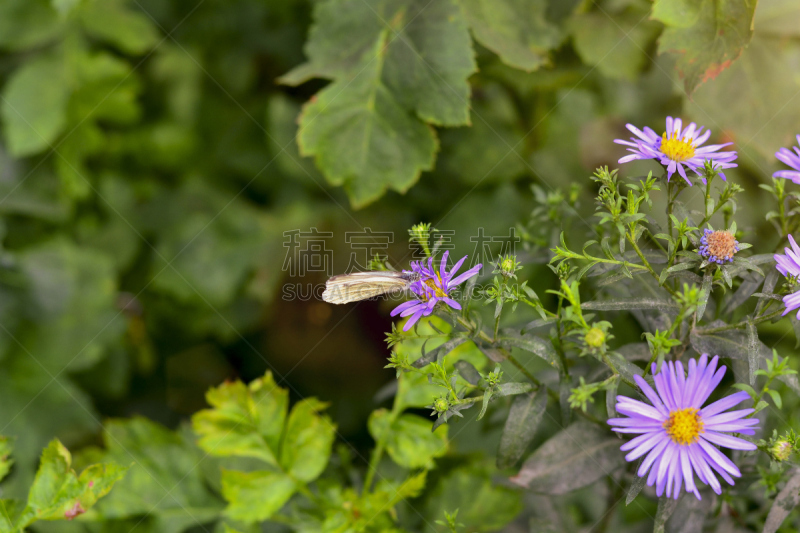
[17,440,127,528]
[192,371,289,465]
[281,0,476,207]
[220,470,295,523]
[655,0,756,94]
[461,0,561,72]
[279,398,336,483]
[368,410,448,469]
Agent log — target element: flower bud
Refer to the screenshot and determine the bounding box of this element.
[433,397,449,413]
[770,439,793,462]
[585,327,606,348]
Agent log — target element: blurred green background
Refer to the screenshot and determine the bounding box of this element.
[0,0,798,521]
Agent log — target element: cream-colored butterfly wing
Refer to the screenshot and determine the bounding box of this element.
[322,272,414,304]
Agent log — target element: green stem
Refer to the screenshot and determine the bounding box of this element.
[362,400,401,495]
[557,248,650,271]
[696,309,784,334]
[667,179,675,239]
[628,229,677,297]
[554,297,570,378]
[750,376,776,417]
[644,226,668,254]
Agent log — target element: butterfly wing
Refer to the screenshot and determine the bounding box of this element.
[322,272,413,304]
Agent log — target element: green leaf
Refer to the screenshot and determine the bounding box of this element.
[294,62,437,209]
[690,327,771,364]
[655,0,756,93]
[496,382,535,397]
[394,318,487,410]
[17,239,125,373]
[81,417,223,531]
[368,410,447,469]
[497,388,547,469]
[510,421,626,494]
[763,468,800,533]
[281,0,476,207]
[17,440,127,528]
[220,470,295,524]
[387,471,427,504]
[78,0,160,55]
[582,298,679,311]
[0,438,14,484]
[651,0,702,27]
[767,389,783,409]
[454,360,482,385]
[279,398,336,482]
[1,53,69,157]
[626,473,647,505]
[687,34,800,158]
[425,465,522,532]
[150,182,273,308]
[0,0,61,51]
[568,7,661,81]
[0,356,100,497]
[746,321,759,386]
[0,500,22,533]
[192,371,288,465]
[412,337,468,368]
[696,268,713,321]
[497,331,562,371]
[460,0,561,71]
[437,83,527,185]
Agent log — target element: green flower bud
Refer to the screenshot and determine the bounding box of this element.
[433,397,449,413]
[585,327,606,348]
[770,439,793,462]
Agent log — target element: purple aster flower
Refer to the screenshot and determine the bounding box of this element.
[390,251,481,331]
[614,117,738,185]
[698,229,739,264]
[773,134,800,184]
[774,234,800,318]
[608,354,758,500]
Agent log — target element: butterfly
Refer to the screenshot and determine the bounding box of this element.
[322,271,419,304]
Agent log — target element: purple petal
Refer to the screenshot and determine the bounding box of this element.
[633,375,669,417]
[700,391,751,418]
[616,397,664,421]
[623,432,664,461]
[391,300,422,317]
[702,407,754,425]
[700,430,757,451]
[449,264,481,287]
[639,438,670,477]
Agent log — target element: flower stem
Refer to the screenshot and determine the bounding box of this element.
[627,229,677,297]
[695,309,784,334]
[362,400,401,495]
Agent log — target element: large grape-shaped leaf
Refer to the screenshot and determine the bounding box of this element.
[654,0,757,94]
[460,0,562,72]
[686,1,800,158]
[280,0,476,208]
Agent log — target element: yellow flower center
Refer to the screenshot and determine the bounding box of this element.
[663,408,703,445]
[424,277,447,298]
[660,132,696,162]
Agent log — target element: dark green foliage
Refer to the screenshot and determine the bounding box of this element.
[0,0,798,532]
